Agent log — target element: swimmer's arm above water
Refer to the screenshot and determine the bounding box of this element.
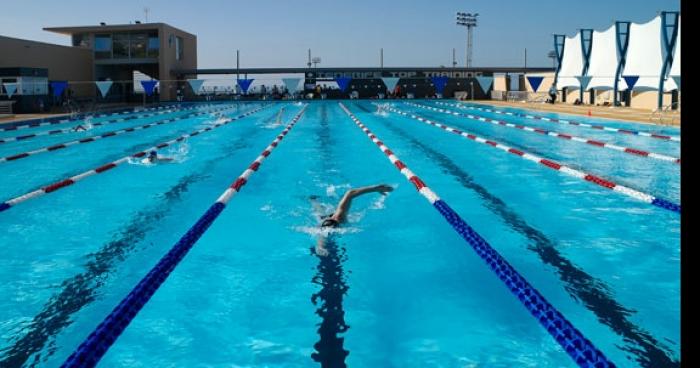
[333,184,393,221]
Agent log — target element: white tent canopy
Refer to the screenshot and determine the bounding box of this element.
[557,33,584,88]
[623,16,663,91]
[666,16,681,91]
[586,25,626,91]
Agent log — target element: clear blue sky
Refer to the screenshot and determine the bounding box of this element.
[2,0,679,69]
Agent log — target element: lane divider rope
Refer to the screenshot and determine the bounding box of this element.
[406,102,680,165]
[0,103,221,144]
[434,101,680,142]
[384,105,680,214]
[0,104,273,213]
[0,103,182,132]
[0,104,241,164]
[339,102,614,368]
[61,104,307,368]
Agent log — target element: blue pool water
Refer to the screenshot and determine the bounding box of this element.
[0,100,680,367]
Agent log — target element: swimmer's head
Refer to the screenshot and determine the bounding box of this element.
[148,150,157,159]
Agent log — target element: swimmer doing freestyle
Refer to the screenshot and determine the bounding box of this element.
[311,184,393,256]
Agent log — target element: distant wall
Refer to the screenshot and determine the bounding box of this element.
[159,24,197,101]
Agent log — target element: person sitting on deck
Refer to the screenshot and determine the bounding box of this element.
[312,184,393,256]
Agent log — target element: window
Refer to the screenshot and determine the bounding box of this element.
[130,33,148,58]
[175,36,183,60]
[72,33,89,47]
[94,34,112,59]
[112,33,130,58]
[147,33,159,57]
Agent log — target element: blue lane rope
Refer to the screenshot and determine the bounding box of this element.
[433,200,614,368]
[61,202,225,367]
[61,104,308,367]
[339,102,615,368]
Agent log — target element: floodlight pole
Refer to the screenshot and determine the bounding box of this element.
[456,12,479,68]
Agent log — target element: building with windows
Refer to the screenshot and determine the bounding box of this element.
[0,22,196,106]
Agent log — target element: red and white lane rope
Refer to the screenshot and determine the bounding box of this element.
[0,103,219,144]
[0,104,181,132]
[0,104,273,213]
[61,105,307,368]
[383,105,679,214]
[0,103,240,164]
[434,101,681,142]
[338,102,615,368]
[406,102,680,165]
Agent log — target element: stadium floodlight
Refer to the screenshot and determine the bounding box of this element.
[456,12,479,68]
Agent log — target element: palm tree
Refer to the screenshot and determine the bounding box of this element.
[547,50,557,68]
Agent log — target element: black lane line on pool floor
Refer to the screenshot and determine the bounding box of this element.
[0,118,273,367]
[400,106,678,202]
[380,118,679,368]
[310,103,350,367]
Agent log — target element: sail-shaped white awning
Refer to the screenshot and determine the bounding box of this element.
[623,16,664,91]
[666,16,681,91]
[586,25,625,91]
[557,33,584,88]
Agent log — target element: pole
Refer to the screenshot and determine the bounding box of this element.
[466,26,471,68]
[464,27,471,68]
[380,48,384,69]
[452,48,456,77]
[524,48,527,69]
[307,49,312,68]
[236,50,240,81]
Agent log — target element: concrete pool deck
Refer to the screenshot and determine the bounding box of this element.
[475,100,681,126]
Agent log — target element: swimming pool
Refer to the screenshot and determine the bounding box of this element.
[0,100,680,367]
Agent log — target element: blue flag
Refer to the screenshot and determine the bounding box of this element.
[95,81,113,97]
[335,77,352,92]
[237,79,254,93]
[475,76,494,92]
[141,80,159,96]
[3,83,17,98]
[51,81,68,97]
[671,75,680,91]
[622,76,639,90]
[431,76,449,94]
[381,77,400,91]
[282,78,301,92]
[527,76,544,92]
[575,76,592,91]
[188,79,205,94]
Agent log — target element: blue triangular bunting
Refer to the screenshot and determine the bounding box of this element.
[622,76,639,90]
[671,75,680,91]
[575,76,592,90]
[51,81,68,97]
[141,80,158,96]
[188,79,205,94]
[527,76,545,92]
[3,83,17,98]
[431,76,449,94]
[475,76,494,92]
[237,78,254,93]
[335,77,352,91]
[282,78,301,92]
[95,81,113,97]
[382,77,400,91]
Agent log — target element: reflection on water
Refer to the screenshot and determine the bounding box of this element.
[310,237,350,367]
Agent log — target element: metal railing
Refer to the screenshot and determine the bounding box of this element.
[650,101,680,126]
[0,101,15,116]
